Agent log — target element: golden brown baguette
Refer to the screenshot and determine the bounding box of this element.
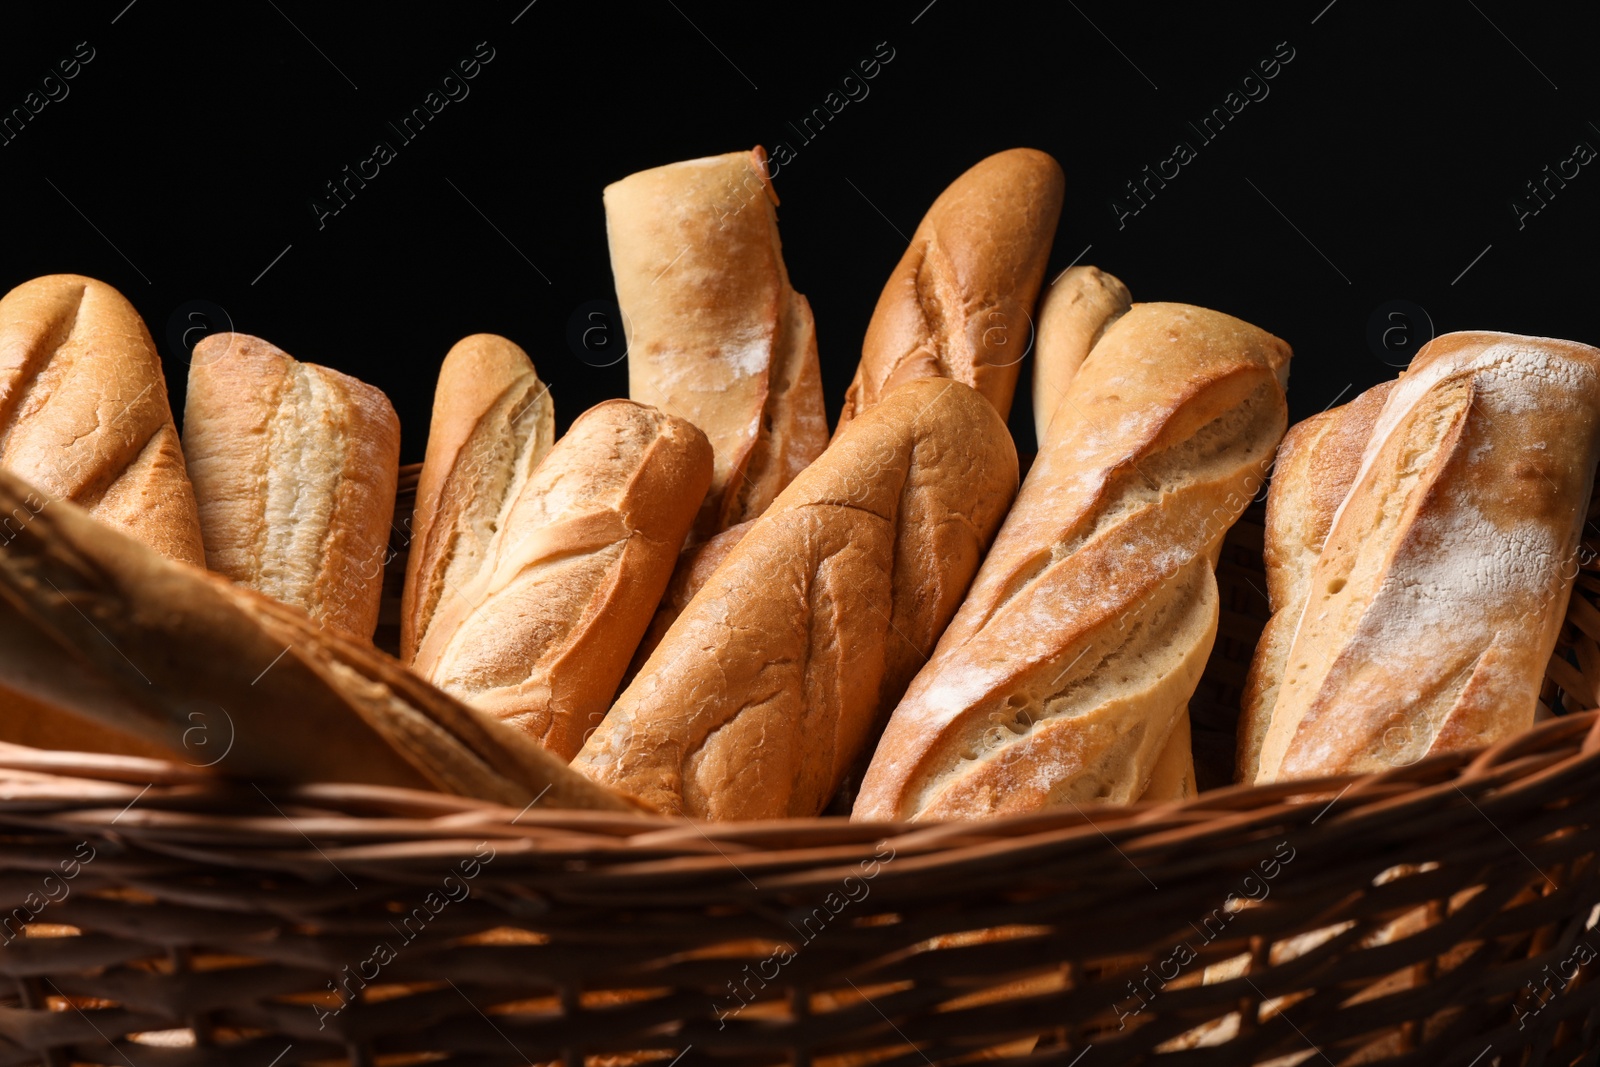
[0,273,207,755]
[1031,265,1131,446]
[834,149,1064,436]
[401,334,554,662]
[1256,332,1600,783]
[0,465,635,811]
[183,332,400,640]
[410,400,713,761]
[0,273,204,564]
[853,303,1289,821]
[573,379,1019,819]
[605,146,827,539]
[1234,381,1392,783]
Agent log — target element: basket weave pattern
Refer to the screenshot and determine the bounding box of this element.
[3,475,1600,1066]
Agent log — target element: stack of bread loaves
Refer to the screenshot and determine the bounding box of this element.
[574,148,1061,816]
[1,143,1596,824]
[0,275,623,811]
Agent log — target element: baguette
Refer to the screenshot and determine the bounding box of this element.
[605,147,827,539]
[1234,381,1392,783]
[0,273,204,564]
[401,333,554,662]
[0,273,207,755]
[183,332,400,640]
[0,465,634,811]
[410,400,713,761]
[1255,332,1600,783]
[573,379,1019,819]
[1031,265,1132,446]
[834,149,1064,436]
[1033,265,1194,802]
[1032,264,1194,802]
[853,303,1289,821]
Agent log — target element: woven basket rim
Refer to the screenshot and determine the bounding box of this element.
[2,707,1593,864]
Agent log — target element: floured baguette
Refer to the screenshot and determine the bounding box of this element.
[834,149,1064,436]
[0,273,204,564]
[853,303,1289,821]
[1032,265,1194,803]
[573,379,1018,819]
[401,333,554,662]
[0,465,634,811]
[410,400,713,761]
[1235,381,1392,783]
[183,332,400,640]
[1256,332,1600,783]
[1031,265,1132,446]
[605,146,827,539]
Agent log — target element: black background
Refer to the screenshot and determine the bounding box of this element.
[2,0,1595,462]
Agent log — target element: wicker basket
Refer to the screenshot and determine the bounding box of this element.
[4,467,1600,1067]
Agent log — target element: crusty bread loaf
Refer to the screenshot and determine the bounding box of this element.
[573,379,1019,819]
[853,303,1289,821]
[401,333,554,662]
[183,332,400,640]
[0,273,207,755]
[834,149,1064,436]
[605,147,827,539]
[1255,332,1600,783]
[1031,265,1131,446]
[0,464,634,811]
[0,273,204,564]
[410,399,713,761]
[1234,381,1392,783]
[1034,264,1194,804]
[1035,264,1194,804]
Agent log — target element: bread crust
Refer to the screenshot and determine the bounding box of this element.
[1035,265,1193,804]
[401,334,554,662]
[1139,706,1195,802]
[853,303,1289,821]
[1032,265,1132,446]
[605,147,827,539]
[0,273,204,565]
[1256,332,1600,782]
[835,149,1065,436]
[0,273,207,755]
[620,518,755,691]
[1234,381,1392,782]
[410,399,713,761]
[0,465,634,811]
[183,333,400,641]
[573,379,1018,819]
